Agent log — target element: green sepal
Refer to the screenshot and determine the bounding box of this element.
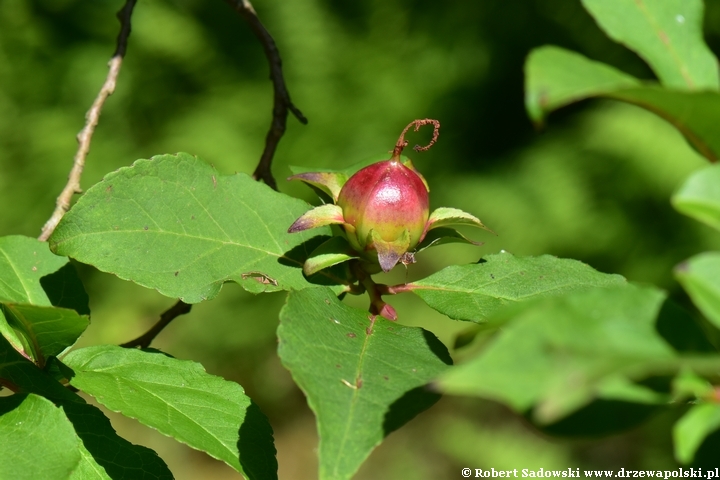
[303,236,360,276]
[288,204,345,233]
[371,229,411,273]
[415,227,482,254]
[426,207,495,234]
[288,171,348,202]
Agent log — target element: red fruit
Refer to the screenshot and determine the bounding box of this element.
[337,159,429,252]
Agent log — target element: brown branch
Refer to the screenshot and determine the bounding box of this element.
[38,0,138,241]
[225,0,308,191]
[121,300,192,349]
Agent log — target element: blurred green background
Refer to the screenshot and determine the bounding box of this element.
[2,0,720,477]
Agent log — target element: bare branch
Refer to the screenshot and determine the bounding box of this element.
[121,300,192,349]
[39,0,138,241]
[225,0,308,191]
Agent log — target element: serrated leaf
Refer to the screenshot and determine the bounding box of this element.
[672,164,720,231]
[581,0,719,90]
[49,153,337,303]
[675,252,720,329]
[278,287,451,480]
[437,285,677,424]
[409,252,626,323]
[63,345,277,480]
[673,403,720,464]
[62,401,173,480]
[0,393,82,480]
[526,46,720,161]
[0,335,171,479]
[1,304,88,367]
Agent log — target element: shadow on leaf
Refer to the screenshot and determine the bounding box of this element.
[237,400,278,480]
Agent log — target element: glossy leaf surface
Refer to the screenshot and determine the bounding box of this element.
[64,345,277,480]
[50,153,335,302]
[409,252,626,323]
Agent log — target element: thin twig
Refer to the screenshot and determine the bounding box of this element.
[121,300,192,349]
[225,0,308,191]
[38,0,138,241]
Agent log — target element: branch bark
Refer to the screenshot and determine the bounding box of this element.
[39,0,138,241]
[225,0,308,190]
[121,300,192,349]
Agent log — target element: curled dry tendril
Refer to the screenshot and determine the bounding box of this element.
[392,119,440,157]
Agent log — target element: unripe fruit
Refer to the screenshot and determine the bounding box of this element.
[337,159,429,252]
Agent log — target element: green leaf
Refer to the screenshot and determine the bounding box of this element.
[675,252,720,329]
[526,46,720,161]
[672,370,714,400]
[0,236,89,364]
[0,235,69,305]
[278,287,451,480]
[0,332,82,401]
[49,153,337,303]
[0,335,171,479]
[437,285,677,424]
[303,236,359,276]
[61,401,173,480]
[409,252,626,323]
[0,393,82,480]
[525,46,640,125]
[1,303,89,366]
[40,263,91,316]
[581,0,719,90]
[673,403,720,464]
[672,164,720,231]
[63,345,277,480]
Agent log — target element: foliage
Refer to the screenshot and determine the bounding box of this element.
[2,0,720,478]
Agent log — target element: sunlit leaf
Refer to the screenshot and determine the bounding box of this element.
[673,403,720,464]
[526,46,720,161]
[0,236,89,365]
[437,285,677,424]
[409,252,626,323]
[675,252,720,329]
[64,346,277,480]
[581,0,719,90]
[0,335,171,479]
[0,393,81,480]
[0,236,68,305]
[49,153,339,302]
[672,164,720,231]
[278,287,451,480]
[1,304,88,366]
